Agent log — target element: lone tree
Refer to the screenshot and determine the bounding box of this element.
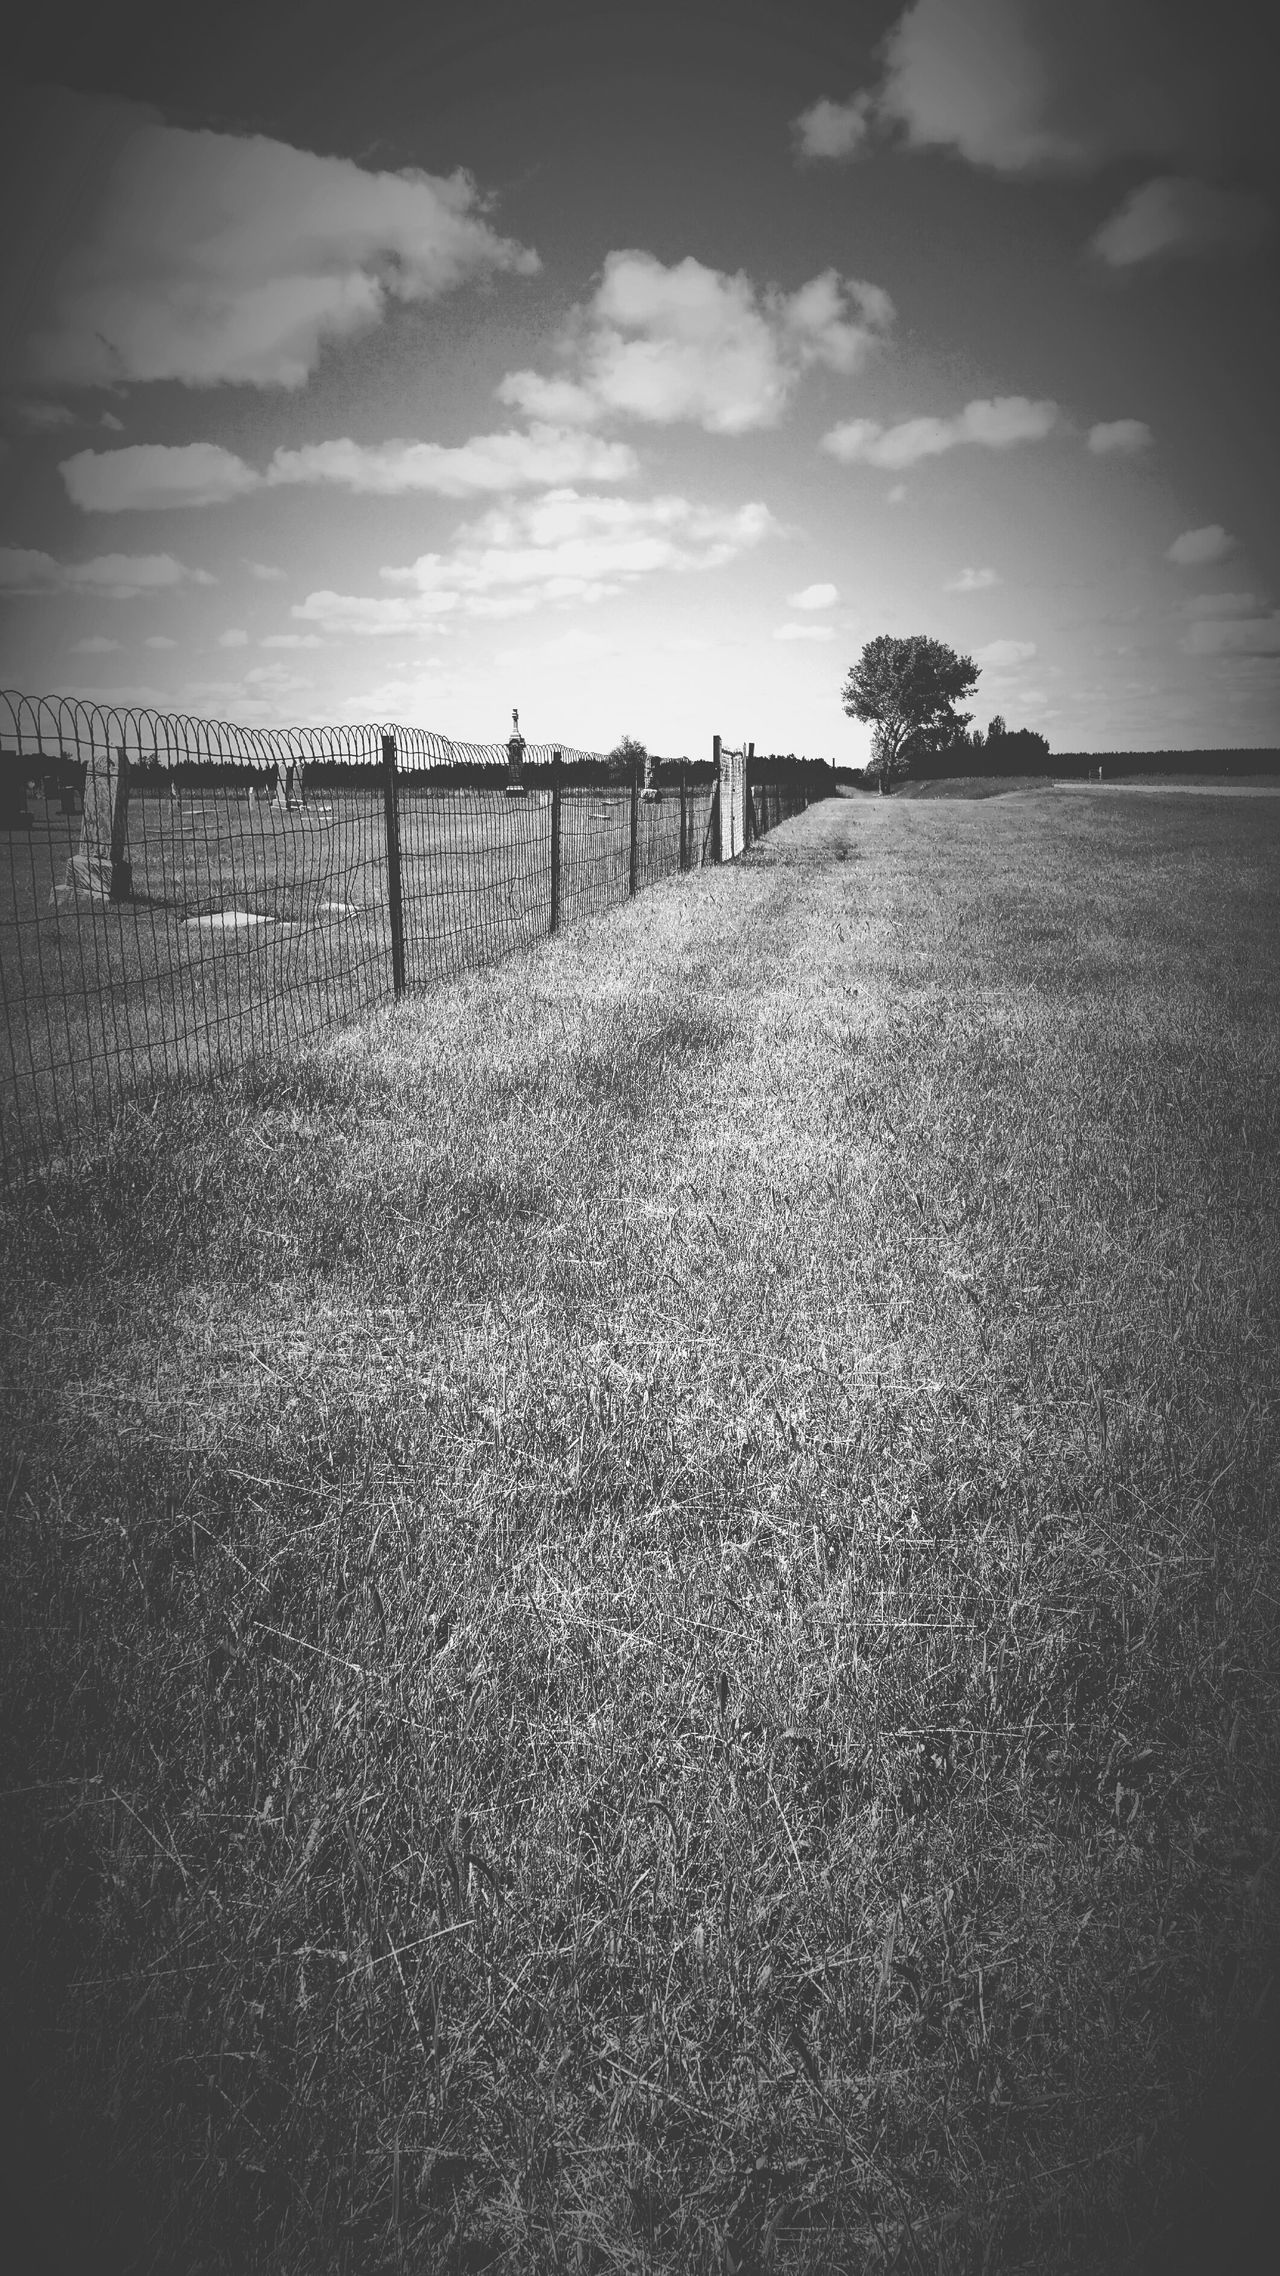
[842,634,978,791]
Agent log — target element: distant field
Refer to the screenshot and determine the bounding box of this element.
[1,782,703,1180]
[2,790,1278,2274]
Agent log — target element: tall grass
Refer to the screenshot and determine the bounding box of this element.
[2,787,1278,2273]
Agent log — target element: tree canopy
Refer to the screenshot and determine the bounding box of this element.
[842,635,978,787]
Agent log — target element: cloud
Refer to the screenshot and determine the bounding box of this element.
[1183,590,1264,618]
[61,441,263,510]
[1087,418,1153,454]
[823,394,1059,468]
[1091,177,1275,266]
[144,635,178,648]
[8,398,77,431]
[0,545,213,598]
[60,425,639,510]
[9,89,537,390]
[51,682,172,707]
[975,638,1038,666]
[265,425,638,497]
[70,634,121,653]
[260,632,322,649]
[1167,524,1234,567]
[246,561,286,581]
[218,628,249,648]
[496,251,894,435]
[774,622,836,642]
[793,93,876,162]
[1185,612,1280,656]
[100,411,124,431]
[294,488,777,633]
[801,2,1275,180]
[788,582,838,609]
[946,565,1001,590]
[1181,588,1280,654]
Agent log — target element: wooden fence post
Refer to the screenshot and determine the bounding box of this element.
[628,756,639,896]
[679,762,688,872]
[549,750,562,934]
[381,732,406,998]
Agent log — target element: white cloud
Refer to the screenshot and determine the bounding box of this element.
[774,622,836,642]
[1092,178,1274,267]
[803,2,1274,181]
[145,634,178,648]
[60,425,639,510]
[793,93,876,162]
[788,582,838,609]
[823,395,1059,468]
[1185,613,1280,657]
[294,488,777,634]
[69,634,121,653]
[217,628,249,648]
[100,410,124,431]
[0,545,213,598]
[496,251,893,435]
[260,632,322,649]
[1087,418,1153,454]
[871,0,1093,171]
[265,425,639,497]
[13,91,537,390]
[245,561,286,581]
[975,638,1038,666]
[946,565,1001,590]
[492,372,601,426]
[887,483,907,505]
[1167,524,1234,567]
[61,441,262,510]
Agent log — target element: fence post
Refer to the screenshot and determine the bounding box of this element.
[744,740,755,850]
[628,756,639,896]
[679,762,687,872]
[381,732,406,999]
[109,746,132,900]
[712,735,723,863]
[549,749,562,935]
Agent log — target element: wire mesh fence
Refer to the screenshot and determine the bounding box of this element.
[1,692,831,1185]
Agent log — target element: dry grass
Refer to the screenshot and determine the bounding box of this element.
[2,788,1278,2275]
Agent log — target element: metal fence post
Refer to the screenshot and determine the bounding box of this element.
[628,756,639,896]
[381,732,406,998]
[109,745,132,900]
[549,749,562,934]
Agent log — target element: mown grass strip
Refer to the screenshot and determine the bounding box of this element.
[2,787,1278,2274]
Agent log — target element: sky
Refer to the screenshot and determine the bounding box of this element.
[1,0,1278,762]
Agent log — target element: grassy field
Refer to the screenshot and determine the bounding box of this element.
[2,783,710,1183]
[2,785,1278,2274]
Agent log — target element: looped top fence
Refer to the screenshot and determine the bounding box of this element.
[0,689,608,774]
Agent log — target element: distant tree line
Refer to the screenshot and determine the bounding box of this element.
[839,632,1280,787]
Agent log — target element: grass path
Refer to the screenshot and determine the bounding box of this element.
[2,787,1278,2274]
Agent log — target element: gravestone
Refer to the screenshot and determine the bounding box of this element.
[51,745,132,908]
